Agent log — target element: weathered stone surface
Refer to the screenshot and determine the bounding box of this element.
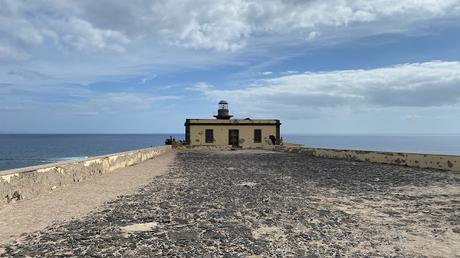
[0,146,171,208]
[276,145,460,172]
[2,150,460,257]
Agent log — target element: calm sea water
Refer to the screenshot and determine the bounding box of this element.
[1,134,460,171]
[0,134,182,171]
[283,134,460,156]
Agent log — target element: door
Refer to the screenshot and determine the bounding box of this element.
[228,129,239,147]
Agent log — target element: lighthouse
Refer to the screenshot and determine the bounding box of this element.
[184,100,281,148]
[214,100,233,120]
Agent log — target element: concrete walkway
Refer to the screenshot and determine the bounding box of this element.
[1,150,460,257]
[0,152,175,247]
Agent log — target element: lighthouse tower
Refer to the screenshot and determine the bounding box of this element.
[214,100,233,120]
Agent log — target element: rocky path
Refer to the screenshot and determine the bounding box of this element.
[2,150,460,257]
[0,152,174,247]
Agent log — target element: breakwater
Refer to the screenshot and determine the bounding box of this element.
[2,143,459,209]
[3,150,459,257]
[273,144,460,172]
[0,146,171,208]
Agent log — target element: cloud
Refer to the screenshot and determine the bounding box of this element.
[187,82,214,92]
[306,31,319,41]
[195,61,460,115]
[261,71,273,75]
[57,18,130,52]
[1,0,460,128]
[1,0,459,57]
[70,92,182,114]
[0,44,29,62]
[8,69,52,80]
[144,0,460,51]
[281,71,299,75]
[141,74,158,84]
[0,1,130,55]
[403,114,423,121]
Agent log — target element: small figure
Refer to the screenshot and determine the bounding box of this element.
[165,136,174,145]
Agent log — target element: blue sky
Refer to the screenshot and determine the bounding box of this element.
[1,0,460,134]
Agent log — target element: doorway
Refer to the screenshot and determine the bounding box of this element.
[228,129,239,147]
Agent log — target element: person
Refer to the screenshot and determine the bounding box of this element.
[165,136,173,145]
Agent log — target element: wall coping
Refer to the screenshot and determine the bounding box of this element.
[280,144,460,158]
[275,144,460,172]
[0,145,170,176]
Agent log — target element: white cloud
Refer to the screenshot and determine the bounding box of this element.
[141,74,157,84]
[195,61,460,116]
[188,82,214,92]
[0,88,183,116]
[145,0,459,50]
[0,0,459,57]
[0,44,29,62]
[281,71,299,75]
[70,92,182,114]
[306,31,319,41]
[0,1,130,55]
[58,18,130,52]
[1,1,459,133]
[261,71,273,75]
[403,114,423,121]
[8,68,52,80]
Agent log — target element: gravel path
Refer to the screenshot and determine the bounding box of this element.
[0,152,174,246]
[2,150,460,257]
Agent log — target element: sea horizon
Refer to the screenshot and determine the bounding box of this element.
[1,133,460,171]
[1,132,459,136]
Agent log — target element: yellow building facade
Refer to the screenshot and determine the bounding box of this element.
[185,101,281,148]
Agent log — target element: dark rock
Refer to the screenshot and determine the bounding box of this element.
[2,151,459,257]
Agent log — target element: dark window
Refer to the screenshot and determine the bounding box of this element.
[205,129,214,143]
[254,129,262,143]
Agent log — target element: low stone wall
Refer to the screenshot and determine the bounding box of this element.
[274,145,460,172]
[0,146,171,208]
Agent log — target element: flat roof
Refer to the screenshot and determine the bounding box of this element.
[185,119,280,125]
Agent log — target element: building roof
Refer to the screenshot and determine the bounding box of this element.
[185,119,280,126]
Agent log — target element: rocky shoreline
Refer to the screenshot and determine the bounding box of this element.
[2,150,460,257]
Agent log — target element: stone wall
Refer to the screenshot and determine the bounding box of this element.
[0,146,171,208]
[274,145,460,172]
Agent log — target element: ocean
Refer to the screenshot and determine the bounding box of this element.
[0,134,182,171]
[1,134,460,171]
[283,134,460,156]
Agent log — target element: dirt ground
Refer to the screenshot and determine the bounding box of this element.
[1,150,460,257]
[0,152,175,247]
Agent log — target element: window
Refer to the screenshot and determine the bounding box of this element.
[205,129,214,143]
[254,129,262,143]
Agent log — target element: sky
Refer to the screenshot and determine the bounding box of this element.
[1,0,460,134]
